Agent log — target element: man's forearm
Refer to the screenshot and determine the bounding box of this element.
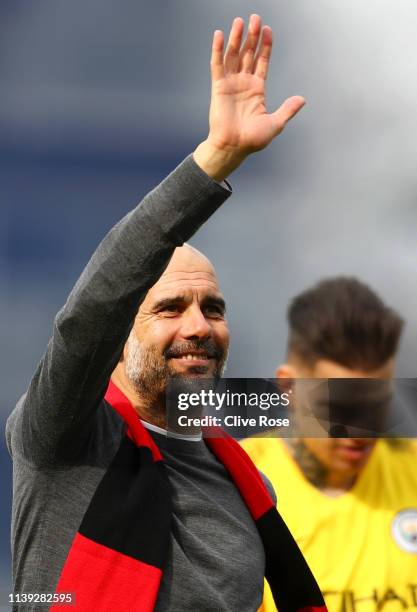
[193,140,246,182]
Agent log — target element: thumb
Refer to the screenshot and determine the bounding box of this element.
[271,95,306,135]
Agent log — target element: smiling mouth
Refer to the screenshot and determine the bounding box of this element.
[171,353,213,362]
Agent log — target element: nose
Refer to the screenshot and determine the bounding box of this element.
[180,305,212,340]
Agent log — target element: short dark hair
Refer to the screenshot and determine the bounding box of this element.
[287,277,404,370]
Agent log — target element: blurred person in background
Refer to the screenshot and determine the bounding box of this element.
[5,15,327,612]
[242,277,417,612]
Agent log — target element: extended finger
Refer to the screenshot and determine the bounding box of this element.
[271,96,306,135]
[253,26,273,80]
[210,29,225,80]
[240,14,262,73]
[224,17,245,73]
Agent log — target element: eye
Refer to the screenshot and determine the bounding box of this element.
[158,304,182,316]
[204,305,225,318]
[163,305,179,312]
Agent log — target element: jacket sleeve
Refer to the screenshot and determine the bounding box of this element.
[6,155,231,465]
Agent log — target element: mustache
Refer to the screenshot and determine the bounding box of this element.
[164,339,222,359]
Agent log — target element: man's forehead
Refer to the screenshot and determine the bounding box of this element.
[145,245,223,301]
[148,270,222,300]
[158,268,218,286]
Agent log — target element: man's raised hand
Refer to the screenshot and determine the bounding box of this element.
[194,15,305,181]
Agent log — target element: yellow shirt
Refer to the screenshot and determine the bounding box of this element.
[241,437,417,612]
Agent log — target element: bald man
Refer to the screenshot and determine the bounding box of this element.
[112,244,230,429]
[6,15,308,612]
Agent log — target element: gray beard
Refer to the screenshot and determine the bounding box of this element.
[125,332,228,410]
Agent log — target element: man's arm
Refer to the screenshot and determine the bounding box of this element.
[8,157,230,465]
[6,15,304,465]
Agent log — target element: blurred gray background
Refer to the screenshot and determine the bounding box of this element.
[1,0,416,599]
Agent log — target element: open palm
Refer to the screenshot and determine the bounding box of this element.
[208,15,305,155]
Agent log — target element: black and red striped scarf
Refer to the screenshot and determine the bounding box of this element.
[52,381,327,612]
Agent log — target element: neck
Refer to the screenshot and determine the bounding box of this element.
[111,367,167,429]
[284,439,356,496]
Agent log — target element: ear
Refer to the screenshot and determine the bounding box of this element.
[276,363,296,379]
[275,363,296,394]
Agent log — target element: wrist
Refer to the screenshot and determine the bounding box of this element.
[193,139,246,182]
